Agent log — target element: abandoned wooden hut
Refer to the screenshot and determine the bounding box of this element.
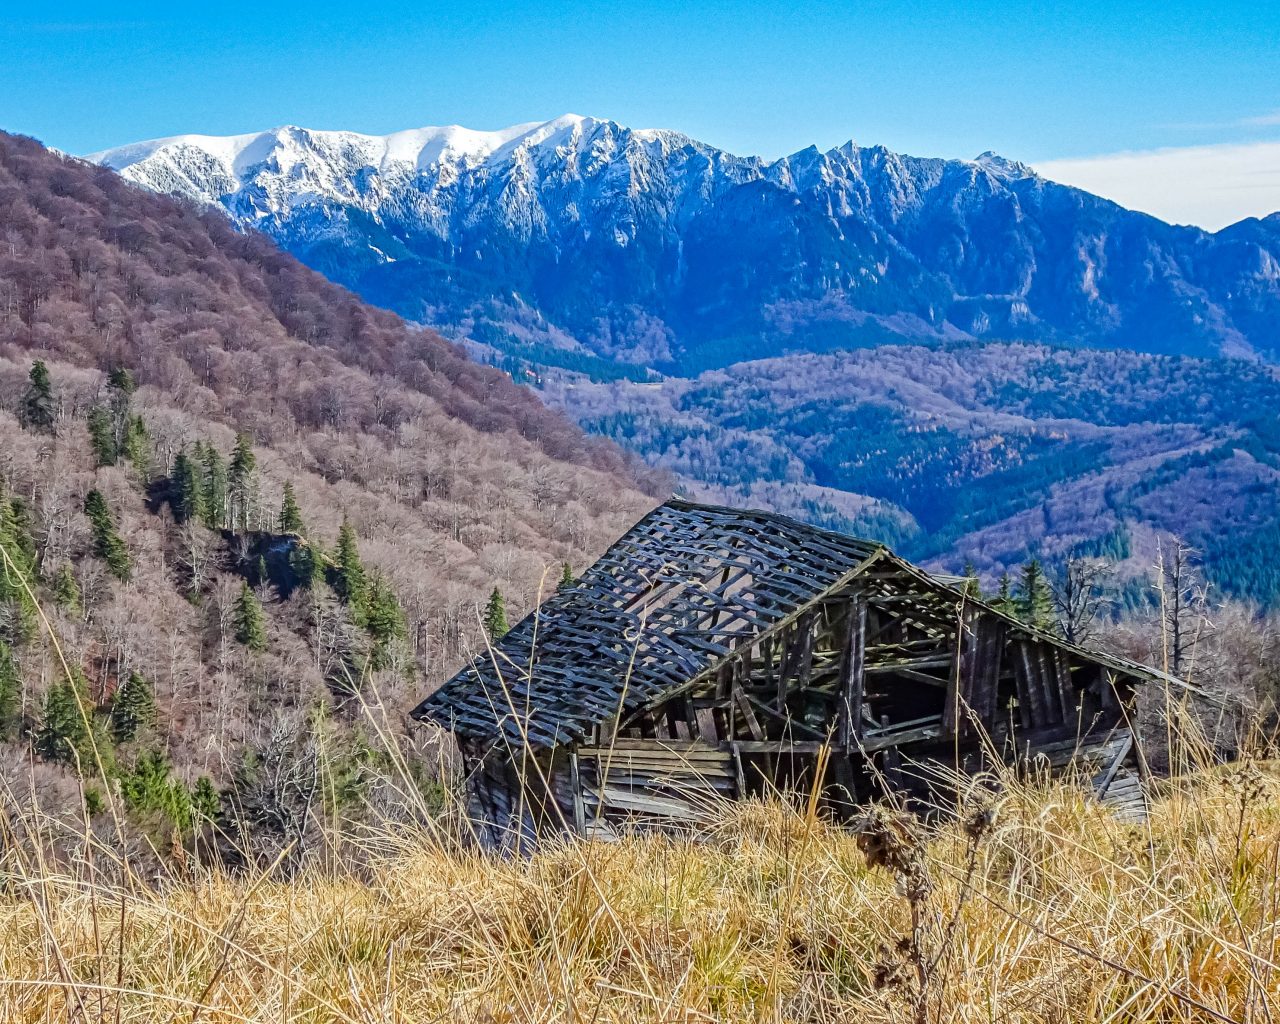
[412,500,1173,847]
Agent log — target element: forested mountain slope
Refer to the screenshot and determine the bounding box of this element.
[544,343,1280,604]
[0,131,657,855]
[94,115,1280,364]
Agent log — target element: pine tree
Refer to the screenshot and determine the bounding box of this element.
[103,367,137,456]
[20,360,56,434]
[289,541,324,590]
[279,481,305,535]
[557,562,575,594]
[123,414,151,480]
[333,515,368,618]
[365,573,408,670]
[111,671,157,743]
[484,586,509,641]
[0,495,38,643]
[233,582,267,652]
[87,404,117,466]
[992,574,1017,617]
[51,563,81,616]
[169,452,205,524]
[0,641,21,739]
[84,490,131,581]
[227,433,257,532]
[199,443,228,530]
[34,671,110,775]
[1015,559,1056,632]
[191,775,220,822]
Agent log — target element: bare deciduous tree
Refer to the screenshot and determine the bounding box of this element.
[1049,557,1113,646]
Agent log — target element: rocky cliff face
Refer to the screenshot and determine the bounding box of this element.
[93,115,1280,365]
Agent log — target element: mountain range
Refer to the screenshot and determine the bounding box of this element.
[93,114,1280,365]
[89,116,1280,602]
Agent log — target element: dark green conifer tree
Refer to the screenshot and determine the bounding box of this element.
[333,515,368,619]
[0,641,21,739]
[169,452,205,524]
[233,582,267,652]
[34,671,109,774]
[227,433,257,532]
[992,574,1017,617]
[557,562,575,594]
[0,495,38,643]
[83,489,131,582]
[123,414,151,480]
[484,586,508,641]
[111,671,157,743]
[51,563,81,617]
[200,443,228,530]
[21,360,56,434]
[87,404,117,466]
[279,481,305,535]
[191,775,220,822]
[365,573,408,670]
[1015,559,1056,632]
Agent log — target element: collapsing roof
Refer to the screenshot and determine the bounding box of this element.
[413,499,1171,753]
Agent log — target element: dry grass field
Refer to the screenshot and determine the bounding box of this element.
[3,739,1279,1024]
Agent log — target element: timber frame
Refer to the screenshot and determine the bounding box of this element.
[412,500,1174,847]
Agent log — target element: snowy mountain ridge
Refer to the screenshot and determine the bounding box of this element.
[91,114,1280,364]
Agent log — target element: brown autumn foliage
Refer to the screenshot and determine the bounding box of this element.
[0,131,660,853]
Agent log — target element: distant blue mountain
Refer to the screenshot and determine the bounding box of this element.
[93,115,1280,366]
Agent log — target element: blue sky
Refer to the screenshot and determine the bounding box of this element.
[3,0,1277,226]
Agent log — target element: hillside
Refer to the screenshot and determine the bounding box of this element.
[0,131,657,849]
[94,115,1280,363]
[543,342,1280,602]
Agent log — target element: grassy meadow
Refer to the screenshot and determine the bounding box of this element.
[3,741,1279,1024]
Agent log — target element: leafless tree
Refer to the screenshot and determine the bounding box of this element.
[1049,557,1113,645]
[1155,536,1212,679]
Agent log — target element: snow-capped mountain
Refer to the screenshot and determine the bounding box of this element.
[92,114,1280,364]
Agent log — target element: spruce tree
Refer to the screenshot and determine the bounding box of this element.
[191,775,220,822]
[200,443,228,530]
[83,489,131,582]
[992,574,1017,617]
[233,582,267,652]
[111,671,157,743]
[87,404,117,466]
[289,542,324,590]
[51,563,81,616]
[0,641,21,739]
[123,414,151,480]
[484,586,509,641]
[365,573,408,670]
[960,561,983,599]
[227,433,257,532]
[1015,559,1056,632]
[21,360,56,434]
[34,671,109,774]
[333,515,368,617]
[0,495,38,643]
[279,481,305,535]
[557,562,575,594]
[107,368,135,454]
[170,452,205,524]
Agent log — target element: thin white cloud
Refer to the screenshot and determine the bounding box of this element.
[1035,140,1280,231]
[1241,110,1280,128]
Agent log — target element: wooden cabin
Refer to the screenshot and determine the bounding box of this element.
[412,500,1172,848]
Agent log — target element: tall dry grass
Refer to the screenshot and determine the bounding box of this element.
[3,754,1280,1023]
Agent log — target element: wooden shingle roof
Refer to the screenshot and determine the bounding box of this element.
[412,499,1183,750]
[412,500,883,749]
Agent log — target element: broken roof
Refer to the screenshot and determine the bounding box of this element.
[411,499,1176,750]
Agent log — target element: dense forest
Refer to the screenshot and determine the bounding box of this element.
[539,343,1280,606]
[0,132,658,864]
